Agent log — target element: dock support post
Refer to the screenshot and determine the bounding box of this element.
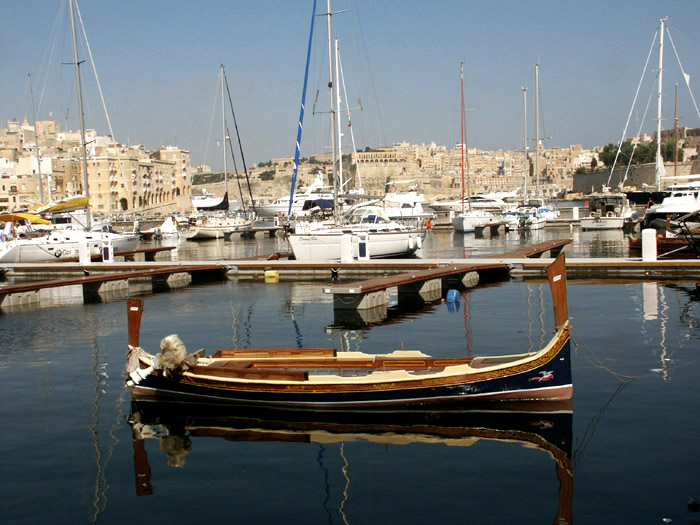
[461,271,479,287]
[0,290,40,309]
[333,304,388,326]
[333,289,387,310]
[83,279,129,302]
[398,278,442,305]
[152,272,192,291]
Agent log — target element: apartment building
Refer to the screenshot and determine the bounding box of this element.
[0,119,192,214]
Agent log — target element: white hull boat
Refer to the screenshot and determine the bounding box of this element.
[182,215,252,241]
[0,228,139,263]
[581,191,635,231]
[288,206,422,261]
[452,210,496,233]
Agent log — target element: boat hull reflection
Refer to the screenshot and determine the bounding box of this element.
[129,400,573,523]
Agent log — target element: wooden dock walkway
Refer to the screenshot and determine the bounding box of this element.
[488,238,571,259]
[324,262,508,310]
[323,239,573,311]
[0,264,227,310]
[2,236,698,314]
[240,226,281,238]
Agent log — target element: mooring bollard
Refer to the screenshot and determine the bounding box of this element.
[78,241,92,265]
[641,228,657,262]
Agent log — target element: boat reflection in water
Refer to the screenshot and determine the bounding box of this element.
[128,400,573,523]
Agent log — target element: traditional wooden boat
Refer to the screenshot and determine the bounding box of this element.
[628,234,700,259]
[125,254,572,406]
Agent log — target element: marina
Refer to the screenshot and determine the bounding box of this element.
[2,1,700,523]
[2,227,700,523]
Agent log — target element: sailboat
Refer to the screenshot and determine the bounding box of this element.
[0,0,139,263]
[191,66,245,214]
[185,65,252,240]
[191,189,232,213]
[626,18,700,244]
[452,62,496,234]
[285,1,422,261]
[504,64,560,231]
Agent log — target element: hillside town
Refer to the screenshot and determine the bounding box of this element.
[1,117,699,215]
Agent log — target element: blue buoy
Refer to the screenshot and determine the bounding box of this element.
[446,289,459,302]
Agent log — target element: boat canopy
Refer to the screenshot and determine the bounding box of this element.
[302,198,334,211]
[29,195,90,214]
[0,213,51,225]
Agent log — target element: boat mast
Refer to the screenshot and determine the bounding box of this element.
[287,0,317,217]
[522,86,528,201]
[674,83,678,178]
[69,0,91,230]
[655,17,667,191]
[28,74,45,203]
[535,63,540,199]
[460,62,465,214]
[221,64,228,204]
[335,38,344,200]
[326,0,339,225]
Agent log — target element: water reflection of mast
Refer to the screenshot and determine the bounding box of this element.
[230,300,253,349]
[90,341,108,522]
[462,290,473,356]
[658,285,670,382]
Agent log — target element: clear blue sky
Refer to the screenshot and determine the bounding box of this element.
[2,0,699,171]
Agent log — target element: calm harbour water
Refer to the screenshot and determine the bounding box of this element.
[1,227,699,524]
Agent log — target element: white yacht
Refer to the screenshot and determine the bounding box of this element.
[641,180,700,232]
[181,214,252,241]
[581,190,635,231]
[257,173,335,218]
[426,190,519,214]
[0,227,139,263]
[287,205,422,261]
[452,209,496,233]
[381,181,434,222]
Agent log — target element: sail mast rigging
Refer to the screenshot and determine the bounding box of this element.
[28,74,45,203]
[223,68,254,214]
[68,0,90,230]
[287,0,318,216]
[655,17,667,190]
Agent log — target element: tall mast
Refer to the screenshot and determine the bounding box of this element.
[326,0,339,224]
[674,83,679,178]
[535,63,540,198]
[69,0,90,229]
[460,62,465,214]
[28,74,44,202]
[335,38,344,199]
[221,64,228,201]
[522,86,528,201]
[287,0,317,216]
[655,17,667,190]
